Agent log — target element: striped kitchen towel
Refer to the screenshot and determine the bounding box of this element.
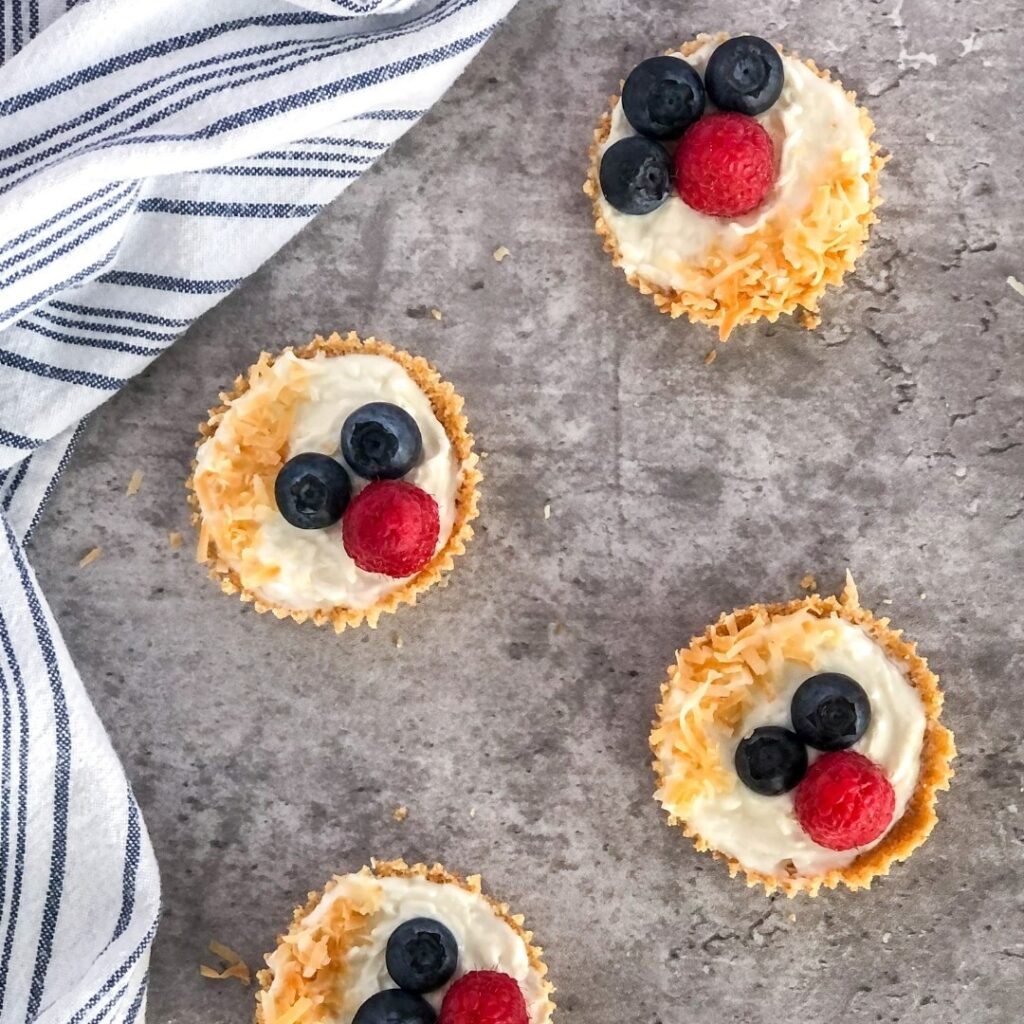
[0,1,515,1020]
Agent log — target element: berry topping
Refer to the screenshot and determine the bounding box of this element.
[674,112,775,218]
[342,402,423,480]
[734,726,808,796]
[622,55,706,140]
[274,452,351,530]
[342,479,440,577]
[439,971,528,1024]
[386,917,458,994]
[353,989,437,1024]
[705,35,785,116]
[791,673,871,751]
[795,750,896,851]
[599,136,673,215]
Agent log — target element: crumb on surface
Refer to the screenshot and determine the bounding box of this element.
[201,940,250,984]
[394,634,403,649]
[799,573,817,591]
[543,503,551,520]
[552,621,566,636]
[78,547,102,568]
[126,469,144,497]
[788,913,797,923]
[493,245,511,263]
[479,451,489,459]
[801,310,822,330]
[704,349,717,365]
[1008,275,1024,297]
[168,532,183,550]
[881,598,893,605]
[393,805,408,822]
[882,932,892,944]
[430,308,443,321]
[919,592,927,600]
[469,807,477,818]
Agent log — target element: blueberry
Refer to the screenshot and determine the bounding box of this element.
[342,402,422,480]
[274,452,351,530]
[385,917,458,994]
[705,36,784,116]
[599,136,672,215]
[734,726,808,795]
[352,990,436,1024]
[791,673,871,751]
[622,56,706,140]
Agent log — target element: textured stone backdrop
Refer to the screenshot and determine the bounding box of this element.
[32,1,1024,1021]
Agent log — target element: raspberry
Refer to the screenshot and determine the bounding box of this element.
[795,751,896,851]
[342,479,439,578]
[440,971,528,1024]
[674,111,775,217]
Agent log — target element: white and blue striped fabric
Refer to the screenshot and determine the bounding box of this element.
[0,1,514,1019]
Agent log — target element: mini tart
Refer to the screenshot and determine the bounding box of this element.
[650,575,955,896]
[255,859,556,1024]
[584,33,886,341]
[187,332,481,632]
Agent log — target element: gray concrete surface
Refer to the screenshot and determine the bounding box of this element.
[29,0,1024,1021]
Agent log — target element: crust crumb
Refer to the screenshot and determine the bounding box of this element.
[704,349,717,365]
[800,573,817,591]
[430,308,443,321]
[801,310,822,330]
[78,547,102,568]
[126,469,144,496]
[168,532,183,550]
[493,245,511,263]
[393,805,408,822]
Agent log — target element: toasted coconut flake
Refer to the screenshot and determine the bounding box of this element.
[201,940,252,985]
[209,939,243,966]
[651,577,955,896]
[493,245,511,263]
[585,34,885,341]
[78,546,102,568]
[126,469,144,497]
[800,573,817,591]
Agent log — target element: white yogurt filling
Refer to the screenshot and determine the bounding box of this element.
[196,351,461,612]
[597,37,872,290]
[685,619,926,875]
[294,875,550,1024]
